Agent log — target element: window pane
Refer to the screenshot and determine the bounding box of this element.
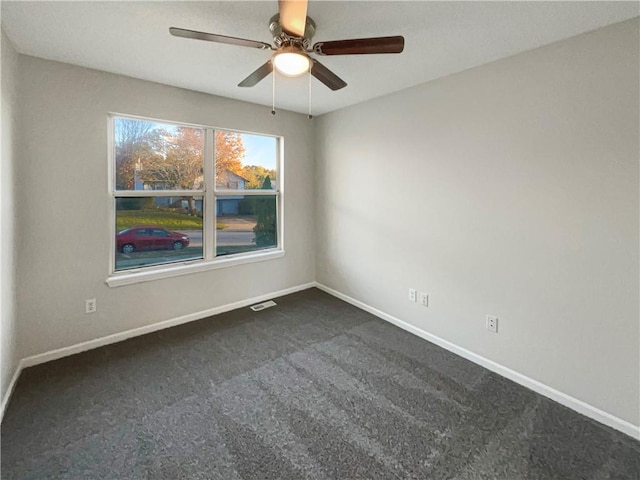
[216,195,277,256]
[115,196,203,271]
[115,117,204,191]
[215,131,277,190]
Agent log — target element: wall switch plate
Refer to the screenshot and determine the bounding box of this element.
[408,288,417,302]
[419,292,429,307]
[85,298,97,314]
[486,315,498,333]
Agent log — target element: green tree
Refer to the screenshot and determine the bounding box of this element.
[253,176,277,247]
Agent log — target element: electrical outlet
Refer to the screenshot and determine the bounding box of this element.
[85,298,97,314]
[486,315,498,333]
[419,292,429,307]
[408,288,417,302]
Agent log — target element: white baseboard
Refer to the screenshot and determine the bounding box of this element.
[314,282,640,441]
[1,358,25,421]
[1,282,315,421]
[4,281,639,442]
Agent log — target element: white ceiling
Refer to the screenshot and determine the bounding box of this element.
[2,1,638,115]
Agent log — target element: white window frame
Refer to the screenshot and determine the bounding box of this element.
[106,113,284,287]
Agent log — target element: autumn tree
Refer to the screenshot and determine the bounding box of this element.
[115,121,247,214]
[115,118,162,190]
[139,128,204,188]
[138,127,204,213]
[241,165,277,189]
[215,131,245,186]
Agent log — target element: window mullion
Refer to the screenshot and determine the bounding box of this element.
[113,190,203,197]
[214,189,279,196]
[204,128,215,260]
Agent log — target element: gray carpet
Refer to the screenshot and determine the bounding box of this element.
[1,288,638,479]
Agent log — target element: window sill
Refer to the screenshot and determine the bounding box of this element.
[106,249,285,287]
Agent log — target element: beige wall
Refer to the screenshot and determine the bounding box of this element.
[15,56,315,359]
[315,19,639,425]
[1,30,19,407]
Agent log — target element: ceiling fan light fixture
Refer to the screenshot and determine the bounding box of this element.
[272,48,310,77]
[171,1,405,92]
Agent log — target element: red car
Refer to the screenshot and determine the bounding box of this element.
[117,226,190,254]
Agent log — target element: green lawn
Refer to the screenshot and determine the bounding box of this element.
[116,210,224,231]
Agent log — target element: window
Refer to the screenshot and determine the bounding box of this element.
[109,115,281,282]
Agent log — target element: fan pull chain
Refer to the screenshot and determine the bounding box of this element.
[308,63,313,119]
[271,68,276,115]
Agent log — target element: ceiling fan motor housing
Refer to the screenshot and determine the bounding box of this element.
[269,14,316,50]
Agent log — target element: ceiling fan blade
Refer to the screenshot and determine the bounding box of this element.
[238,61,273,87]
[313,36,405,55]
[170,27,272,50]
[278,0,308,37]
[310,59,347,91]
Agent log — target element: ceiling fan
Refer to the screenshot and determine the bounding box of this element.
[169,0,405,91]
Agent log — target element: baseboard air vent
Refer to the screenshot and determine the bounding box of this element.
[250,300,277,312]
